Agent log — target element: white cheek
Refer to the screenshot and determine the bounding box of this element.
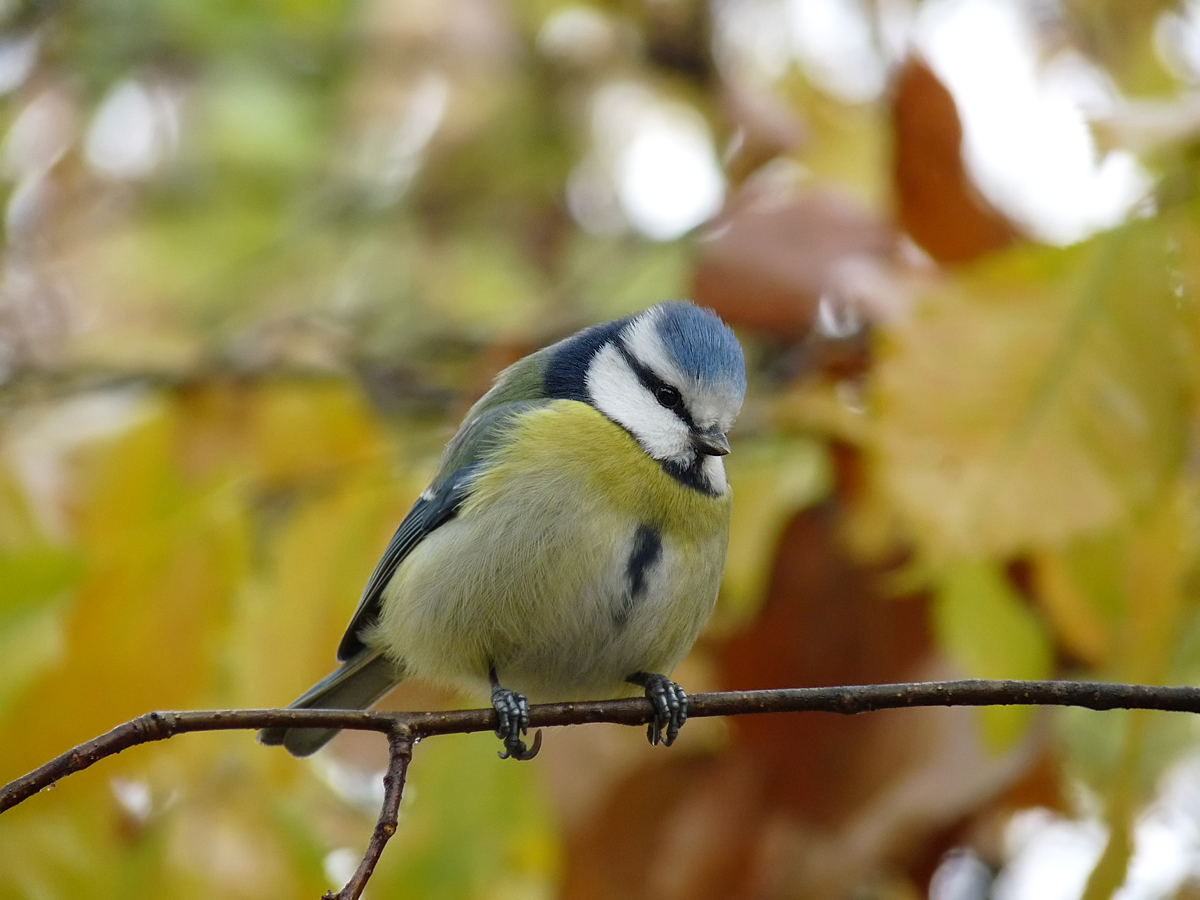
[701,455,727,494]
[586,344,690,460]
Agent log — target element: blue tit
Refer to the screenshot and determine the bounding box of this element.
[259,300,745,760]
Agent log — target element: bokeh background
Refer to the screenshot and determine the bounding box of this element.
[2,0,1200,897]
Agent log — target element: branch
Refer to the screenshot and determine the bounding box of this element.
[5,678,1200,899]
[325,727,412,900]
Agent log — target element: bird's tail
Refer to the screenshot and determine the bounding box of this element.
[258,651,405,757]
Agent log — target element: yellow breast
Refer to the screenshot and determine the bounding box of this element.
[464,400,731,542]
[371,399,732,699]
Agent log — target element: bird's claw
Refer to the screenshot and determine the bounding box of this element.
[640,674,687,747]
[491,685,540,760]
[498,728,542,761]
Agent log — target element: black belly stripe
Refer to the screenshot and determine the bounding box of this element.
[618,525,662,627]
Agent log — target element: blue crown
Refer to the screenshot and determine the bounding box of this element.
[653,301,745,395]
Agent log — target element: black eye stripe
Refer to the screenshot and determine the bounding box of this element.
[613,340,696,430]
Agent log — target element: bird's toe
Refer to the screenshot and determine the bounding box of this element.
[639,673,687,747]
[491,685,540,760]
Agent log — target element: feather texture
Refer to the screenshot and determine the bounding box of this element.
[368,400,731,701]
[261,301,744,758]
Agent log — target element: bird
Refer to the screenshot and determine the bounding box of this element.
[259,300,745,760]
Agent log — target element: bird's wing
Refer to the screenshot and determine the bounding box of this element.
[335,396,547,660]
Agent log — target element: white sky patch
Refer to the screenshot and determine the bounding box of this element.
[1120,754,1200,897]
[2,88,75,240]
[358,70,448,207]
[568,81,725,241]
[992,755,1200,900]
[786,0,887,102]
[6,388,151,540]
[929,849,992,900]
[85,78,181,179]
[915,0,1151,245]
[714,0,911,91]
[615,106,724,241]
[712,0,794,82]
[110,777,153,824]
[1157,1,1200,83]
[3,88,75,179]
[0,32,38,95]
[311,753,388,813]
[992,808,1106,900]
[536,5,616,66]
[323,848,362,896]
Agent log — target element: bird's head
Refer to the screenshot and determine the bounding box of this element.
[547,301,745,495]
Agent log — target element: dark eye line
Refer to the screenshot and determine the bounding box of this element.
[612,339,697,430]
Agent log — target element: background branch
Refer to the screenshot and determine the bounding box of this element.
[6,678,1200,900]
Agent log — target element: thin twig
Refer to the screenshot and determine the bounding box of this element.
[7,679,1200,814]
[325,726,413,900]
[5,678,1200,899]
[0,709,396,813]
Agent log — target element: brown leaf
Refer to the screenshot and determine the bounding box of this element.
[561,755,766,900]
[892,57,1019,264]
[693,184,895,337]
[718,502,932,823]
[721,85,807,186]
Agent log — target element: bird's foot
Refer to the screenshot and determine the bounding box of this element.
[490,680,541,761]
[628,672,687,746]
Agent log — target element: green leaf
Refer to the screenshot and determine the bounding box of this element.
[369,732,560,899]
[0,602,67,720]
[0,546,81,718]
[933,559,1053,748]
[0,546,83,624]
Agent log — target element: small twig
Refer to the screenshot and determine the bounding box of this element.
[325,726,412,900]
[5,679,1200,899]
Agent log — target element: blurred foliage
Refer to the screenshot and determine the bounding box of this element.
[3,0,1200,899]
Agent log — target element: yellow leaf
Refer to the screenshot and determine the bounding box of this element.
[872,221,1191,559]
[249,380,388,487]
[2,396,248,777]
[237,461,418,706]
[1032,547,1111,666]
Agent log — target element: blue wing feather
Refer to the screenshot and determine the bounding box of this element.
[334,398,547,661]
[336,465,477,660]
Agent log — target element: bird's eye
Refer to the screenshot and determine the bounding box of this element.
[655,385,681,409]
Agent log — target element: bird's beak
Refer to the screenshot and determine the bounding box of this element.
[692,429,731,457]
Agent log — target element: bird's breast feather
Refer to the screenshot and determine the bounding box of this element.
[464,400,731,542]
